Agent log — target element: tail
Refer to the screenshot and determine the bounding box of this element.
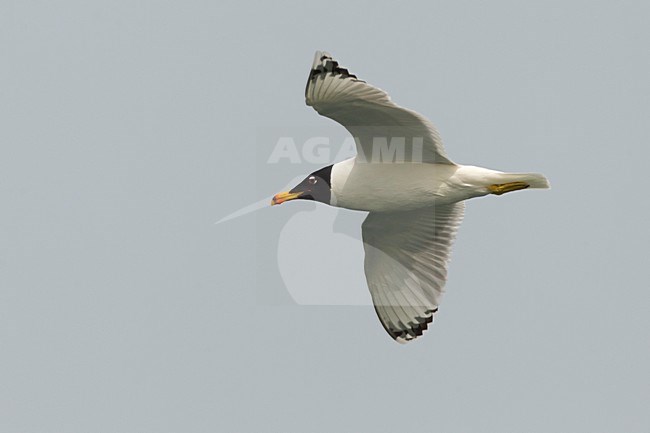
[501,172,550,189]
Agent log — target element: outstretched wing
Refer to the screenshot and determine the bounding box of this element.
[305,51,454,165]
[361,203,465,343]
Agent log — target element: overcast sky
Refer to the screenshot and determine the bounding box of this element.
[1,1,649,432]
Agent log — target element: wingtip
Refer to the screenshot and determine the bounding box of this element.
[380,307,438,344]
[311,51,332,69]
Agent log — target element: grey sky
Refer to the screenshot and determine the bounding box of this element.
[1,1,649,432]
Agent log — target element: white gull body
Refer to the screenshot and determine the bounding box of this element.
[331,158,548,212]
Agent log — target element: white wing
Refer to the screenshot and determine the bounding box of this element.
[305,51,454,165]
[361,202,465,343]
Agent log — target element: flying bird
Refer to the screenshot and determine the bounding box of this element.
[272,52,549,343]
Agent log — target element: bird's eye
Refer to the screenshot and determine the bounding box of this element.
[308,176,317,185]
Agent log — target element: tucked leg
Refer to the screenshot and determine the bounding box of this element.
[487,181,530,196]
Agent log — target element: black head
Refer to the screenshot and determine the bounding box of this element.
[271,165,333,206]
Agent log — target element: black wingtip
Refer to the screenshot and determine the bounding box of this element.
[305,51,361,98]
[375,307,438,344]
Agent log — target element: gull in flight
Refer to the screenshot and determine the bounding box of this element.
[272,52,549,343]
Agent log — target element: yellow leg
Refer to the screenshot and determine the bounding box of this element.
[488,181,530,196]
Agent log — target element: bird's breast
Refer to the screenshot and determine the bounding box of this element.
[330,160,464,212]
